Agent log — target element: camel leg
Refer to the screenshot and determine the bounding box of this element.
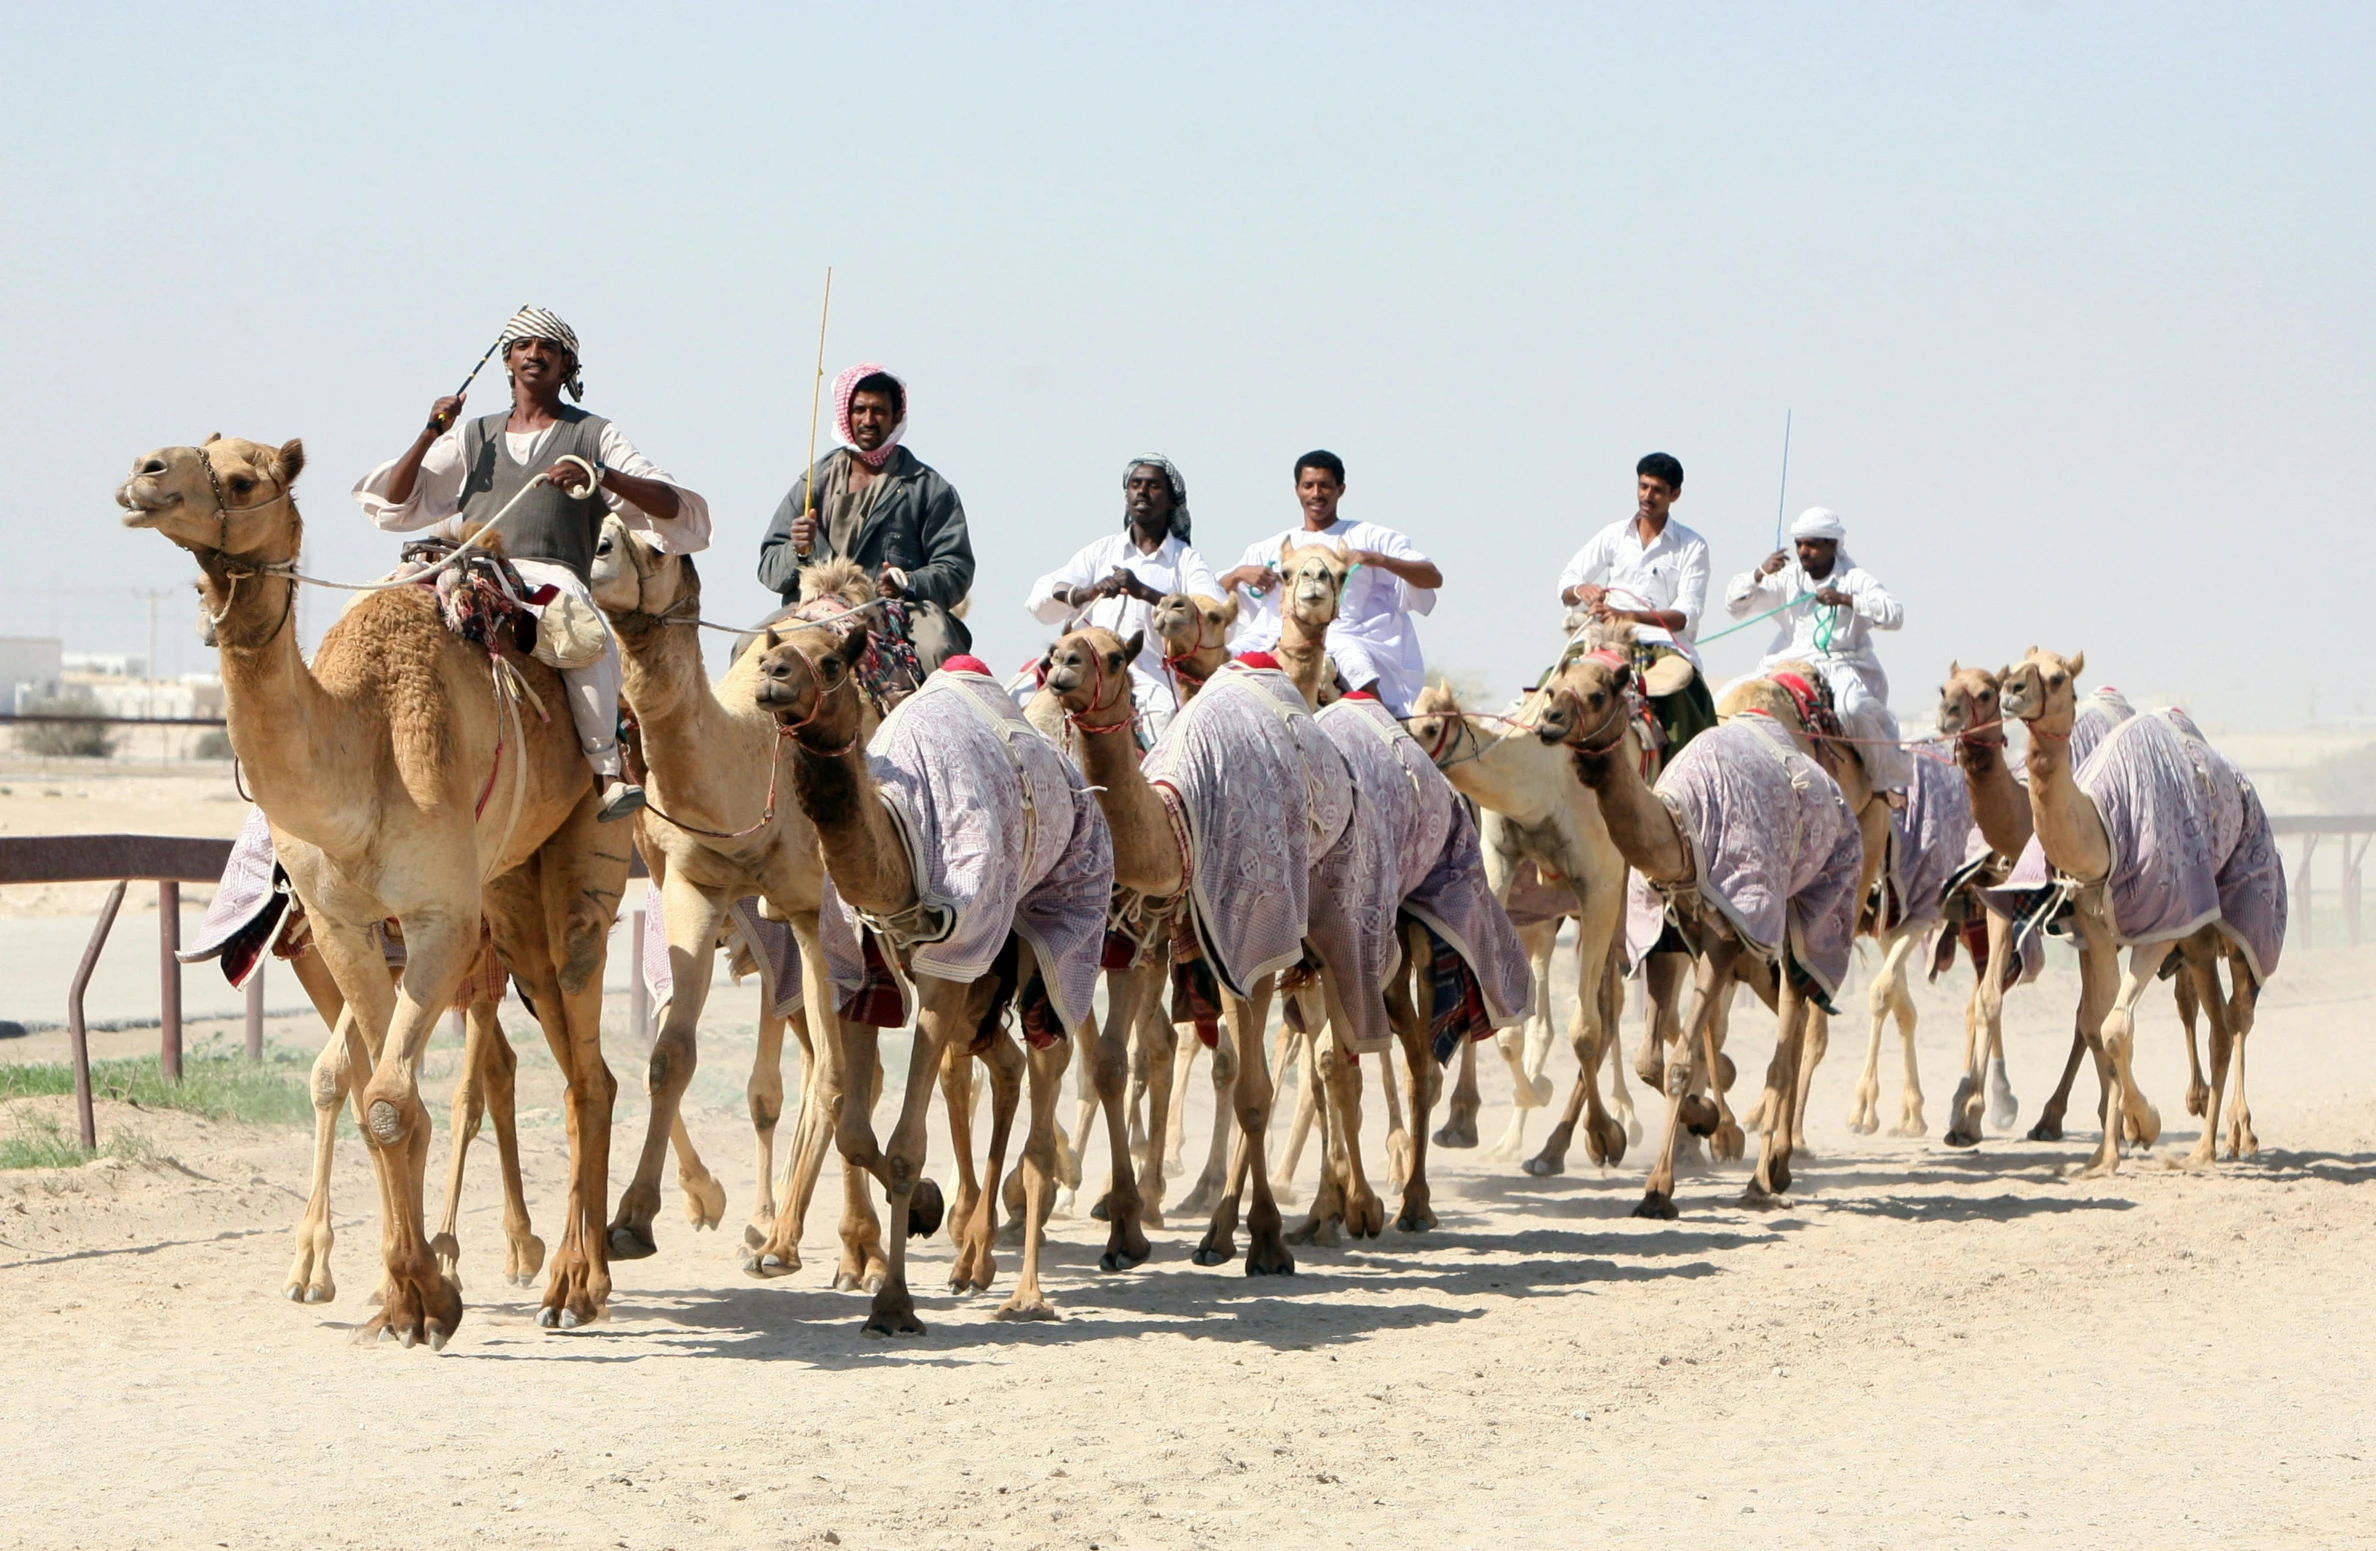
[609,879,730,1260]
[336,900,473,1349]
[2176,967,2210,1119]
[1435,1024,1482,1149]
[1947,924,2005,1145]
[966,1029,1028,1289]
[937,1041,985,1280]
[1392,925,1439,1233]
[1164,1035,1200,1173]
[2181,940,2236,1169]
[1846,929,1915,1135]
[742,1001,788,1248]
[1788,1001,1832,1157]
[1092,962,1153,1270]
[1287,1021,1346,1246]
[1376,1045,1413,1194]
[1134,990,1180,1228]
[996,1033,1069,1320]
[748,916,882,1289]
[851,977,970,1339]
[1638,938,1741,1217]
[1175,1014,1236,1217]
[431,998,518,1286]
[1193,976,1291,1273]
[1745,970,1809,1206]
[1060,1019,1100,1204]
[2222,953,2261,1159]
[825,1030,892,1293]
[1534,943,1665,1177]
[1270,1009,1315,1203]
[277,943,360,1305]
[1297,1017,1381,1243]
[470,1000,541,1288]
[2079,935,2167,1177]
[1601,958,1640,1143]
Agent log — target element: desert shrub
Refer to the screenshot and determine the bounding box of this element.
[14,690,114,758]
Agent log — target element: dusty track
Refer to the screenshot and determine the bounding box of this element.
[3,939,2372,1549]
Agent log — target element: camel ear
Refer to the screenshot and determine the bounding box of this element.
[2066,650,2084,680]
[204,432,222,446]
[1215,594,1239,626]
[1120,630,1144,664]
[761,627,781,651]
[1948,659,1960,676]
[277,438,305,485]
[1332,540,1351,562]
[837,620,872,666]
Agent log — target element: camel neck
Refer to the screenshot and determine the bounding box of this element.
[1957,738,2032,859]
[1073,719,1183,897]
[208,565,355,845]
[1574,734,1689,885]
[788,740,912,915]
[1277,611,1332,710]
[2021,719,2109,882]
[617,610,774,828]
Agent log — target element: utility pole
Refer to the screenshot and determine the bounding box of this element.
[134,587,174,683]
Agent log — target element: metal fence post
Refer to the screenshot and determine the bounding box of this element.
[245,962,265,1062]
[158,880,182,1081]
[70,883,129,1152]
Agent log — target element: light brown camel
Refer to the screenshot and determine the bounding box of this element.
[753,622,1092,1330]
[1537,651,1838,1216]
[1406,678,1635,1177]
[588,522,887,1288]
[117,437,629,1342]
[1998,649,2269,1173]
[1039,624,1184,1270]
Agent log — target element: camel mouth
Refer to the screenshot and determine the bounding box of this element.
[115,480,181,526]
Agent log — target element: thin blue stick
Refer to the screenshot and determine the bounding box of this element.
[1773,408,1793,552]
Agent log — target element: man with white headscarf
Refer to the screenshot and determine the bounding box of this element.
[1024,456,1218,738]
[356,305,712,821]
[756,362,976,667]
[1723,506,1912,796]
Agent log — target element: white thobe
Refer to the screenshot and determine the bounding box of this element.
[353,422,710,774]
[1723,557,1910,790]
[1554,515,1712,668]
[1230,519,1437,716]
[1024,530,1218,730]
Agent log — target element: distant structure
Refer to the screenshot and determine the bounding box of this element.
[0,637,63,713]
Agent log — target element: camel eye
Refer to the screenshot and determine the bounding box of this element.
[230,476,255,495]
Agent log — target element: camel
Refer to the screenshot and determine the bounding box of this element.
[587,521,893,1287]
[1404,679,1634,1175]
[1998,649,2283,1172]
[753,626,1115,1331]
[117,437,629,1343]
[1537,650,1862,1215]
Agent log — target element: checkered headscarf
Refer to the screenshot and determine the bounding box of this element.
[498,306,584,400]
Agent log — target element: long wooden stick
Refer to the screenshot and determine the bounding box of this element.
[1773,408,1793,552]
[797,267,834,557]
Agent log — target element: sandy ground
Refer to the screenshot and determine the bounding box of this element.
[2,896,2372,1549]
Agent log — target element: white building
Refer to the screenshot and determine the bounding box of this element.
[1,637,63,712]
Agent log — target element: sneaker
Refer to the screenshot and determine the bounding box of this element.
[598,780,647,823]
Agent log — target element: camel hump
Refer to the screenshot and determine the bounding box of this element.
[800,557,873,608]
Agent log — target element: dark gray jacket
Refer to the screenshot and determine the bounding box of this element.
[756,447,973,608]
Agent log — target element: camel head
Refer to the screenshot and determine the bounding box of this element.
[1151,591,1235,658]
[1999,646,2085,732]
[116,436,306,563]
[590,514,700,628]
[753,620,873,751]
[1044,626,1143,730]
[1279,539,1350,631]
[1532,651,1634,779]
[1406,680,1480,769]
[1937,661,2006,747]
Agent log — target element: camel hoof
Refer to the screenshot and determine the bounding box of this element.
[1739,1185,1787,1211]
[1942,1128,1981,1149]
[1590,1114,1629,1168]
[907,1179,945,1240]
[1845,1111,1879,1136]
[682,1173,728,1231]
[994,1296,1058,1322]
[2027,1116,2066,1143]
[1716,1053,1737,1092]
[1679,1095,1720,1137]
[606,1222,659,1261]
[1527,1073,1555,1107]
[1089,1194,1111,1222]
[1711,1122,1746,1163]
[1432,1111,1480,1149]
[742,1249,802,1280]
[1986,1064,2020,1130]
[1522,1150,1566,1178]
[1100,1241,1150,1273]
[1244,1239,1296,1277]
[2134,1105,2163,1148]
[1633,1191,1678,1221]
[1191,1234,1235,1268]
[1890,1120,1927,1139]
[1394,1202,1438,1233]
[860,1303,927,1340]
[743,1223,769,1250]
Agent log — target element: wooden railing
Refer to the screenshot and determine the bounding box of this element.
[2272,815,2375,948]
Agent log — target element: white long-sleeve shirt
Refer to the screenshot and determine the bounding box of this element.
[1554,515,1711,667]
[353,420,711,553]
[1723,555,1903,699]
[1230,519,1437,714]
[1024,530,1218,716]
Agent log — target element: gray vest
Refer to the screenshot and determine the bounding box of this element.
[457,408,612,581]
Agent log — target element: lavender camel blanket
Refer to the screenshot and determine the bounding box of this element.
[1881,752,1976,933]
[816,670,1114,1036]
[1625,715,1864,999]
[1979,690,2135,981]
[2072,709,2286,980]
[1143,664,1355,1012]
[1319,698,1531,1047]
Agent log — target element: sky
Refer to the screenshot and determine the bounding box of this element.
[4,2,2371,727]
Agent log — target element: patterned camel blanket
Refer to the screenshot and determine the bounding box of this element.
[2070,708,2286,980]
[816,669,1113,1036]
[1881,751,1976,933]
[1979,691,2136,981]
[1623,714,1864,1000]
[1319,697,1530,1056]
[1142,664,1352,1002]
[639,882,804,1018]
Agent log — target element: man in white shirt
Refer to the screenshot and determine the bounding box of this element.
[354,306,712,821]
[1216,450,1443,715]
[1555,451,1716,752]
[1723,506,1911,796]
[1024,456,1218,738]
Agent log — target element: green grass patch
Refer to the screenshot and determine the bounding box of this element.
[0,1109,161,1170]
[0,1049,314,1128]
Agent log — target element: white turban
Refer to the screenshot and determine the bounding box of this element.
[1791,506,1846,542]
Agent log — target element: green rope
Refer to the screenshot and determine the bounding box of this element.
[1695,593,1812,645]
